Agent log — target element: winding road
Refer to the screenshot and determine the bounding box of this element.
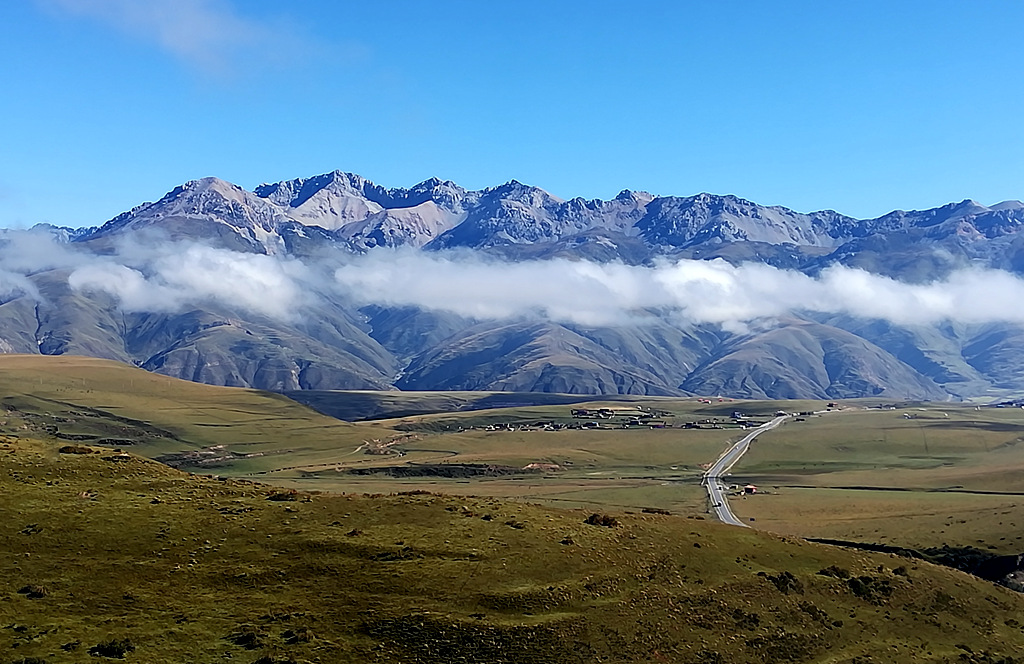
[702,415,789,527]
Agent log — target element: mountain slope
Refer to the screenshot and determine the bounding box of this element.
[397,321,690,395]
[0,270,398,391]
[681,321,947,400]
[86,177,295,254]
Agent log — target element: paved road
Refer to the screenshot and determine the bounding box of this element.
[702,415,789,527]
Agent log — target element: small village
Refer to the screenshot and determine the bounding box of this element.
[424,404,824,436]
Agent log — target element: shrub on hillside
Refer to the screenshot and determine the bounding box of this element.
[58,444,96,454]
[88,638,135,658]
[584,513,618,528]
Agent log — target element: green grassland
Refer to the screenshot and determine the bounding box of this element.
[732,487,1024,553]
[0,356,798,516]
[6,355,1024,556]
[739,407,1024,489]
[0,355,392,471]
[730,406,1024,552]
[5,435,1024,663]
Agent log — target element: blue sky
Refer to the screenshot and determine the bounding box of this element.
[2,0,1022,228]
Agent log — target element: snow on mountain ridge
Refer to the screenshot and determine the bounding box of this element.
[79,170,1024,265]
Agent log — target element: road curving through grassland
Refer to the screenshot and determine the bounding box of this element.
[702,415,789,526]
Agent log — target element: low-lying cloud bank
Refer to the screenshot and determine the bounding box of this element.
[334,250,1024,330]
[0,230,314,320]
[3,230,1024,331]
[68,244,312,321]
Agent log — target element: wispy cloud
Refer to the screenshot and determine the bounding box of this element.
[0,229,315,320]
[333,249,1024,331]
[36,0,309,74]
[68,242,314,320]
[6,228,1024,333]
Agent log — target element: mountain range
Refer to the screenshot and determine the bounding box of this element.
[3,170,1024,401]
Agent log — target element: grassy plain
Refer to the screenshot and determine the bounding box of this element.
[732,488,1024,553]
[4,435,1024,663]
[731,406,1024,552]
[285,389,634,421]
[0,356,783,516]
[5,355,1024,554]
[268,400,795,514]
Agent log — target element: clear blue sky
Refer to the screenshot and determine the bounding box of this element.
[2,0,1022,228]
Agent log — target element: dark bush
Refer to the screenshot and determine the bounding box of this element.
[584,513,618,528]
[227,625,265,650]
[817,565,851,579]
[759,570,804,594]
[59,445,95,454]
[847,575,894,603]
[88,638,135,658]
[266,489,299,502]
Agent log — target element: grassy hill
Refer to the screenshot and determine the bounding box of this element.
[5,435,1024,663]
[0,354,392,472]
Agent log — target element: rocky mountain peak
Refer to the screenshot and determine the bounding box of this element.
[175,176,249,202]
[615,189,655,204]
[480,180,564,207]
[946,199,989,217]
[397,177,467,210]
[10,167,1024,401]
[255,171,386,209]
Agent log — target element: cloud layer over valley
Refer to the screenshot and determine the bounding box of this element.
[0,231,314,321]
[3,231,1024,331]
[334,250,1024,330]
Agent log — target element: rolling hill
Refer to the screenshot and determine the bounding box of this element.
[5,414,1024,662]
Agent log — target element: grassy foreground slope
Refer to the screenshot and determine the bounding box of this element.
[4,436,1024,664]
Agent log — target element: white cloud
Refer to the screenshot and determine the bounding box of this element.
[332,249,1024,330]
[68,241,314,320]
[37,0,305,73]
[4,229,1024,332]
[0,230,313,320]
[0,270,40,302]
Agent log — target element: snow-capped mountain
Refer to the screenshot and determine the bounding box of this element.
[2,170,1023,400]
